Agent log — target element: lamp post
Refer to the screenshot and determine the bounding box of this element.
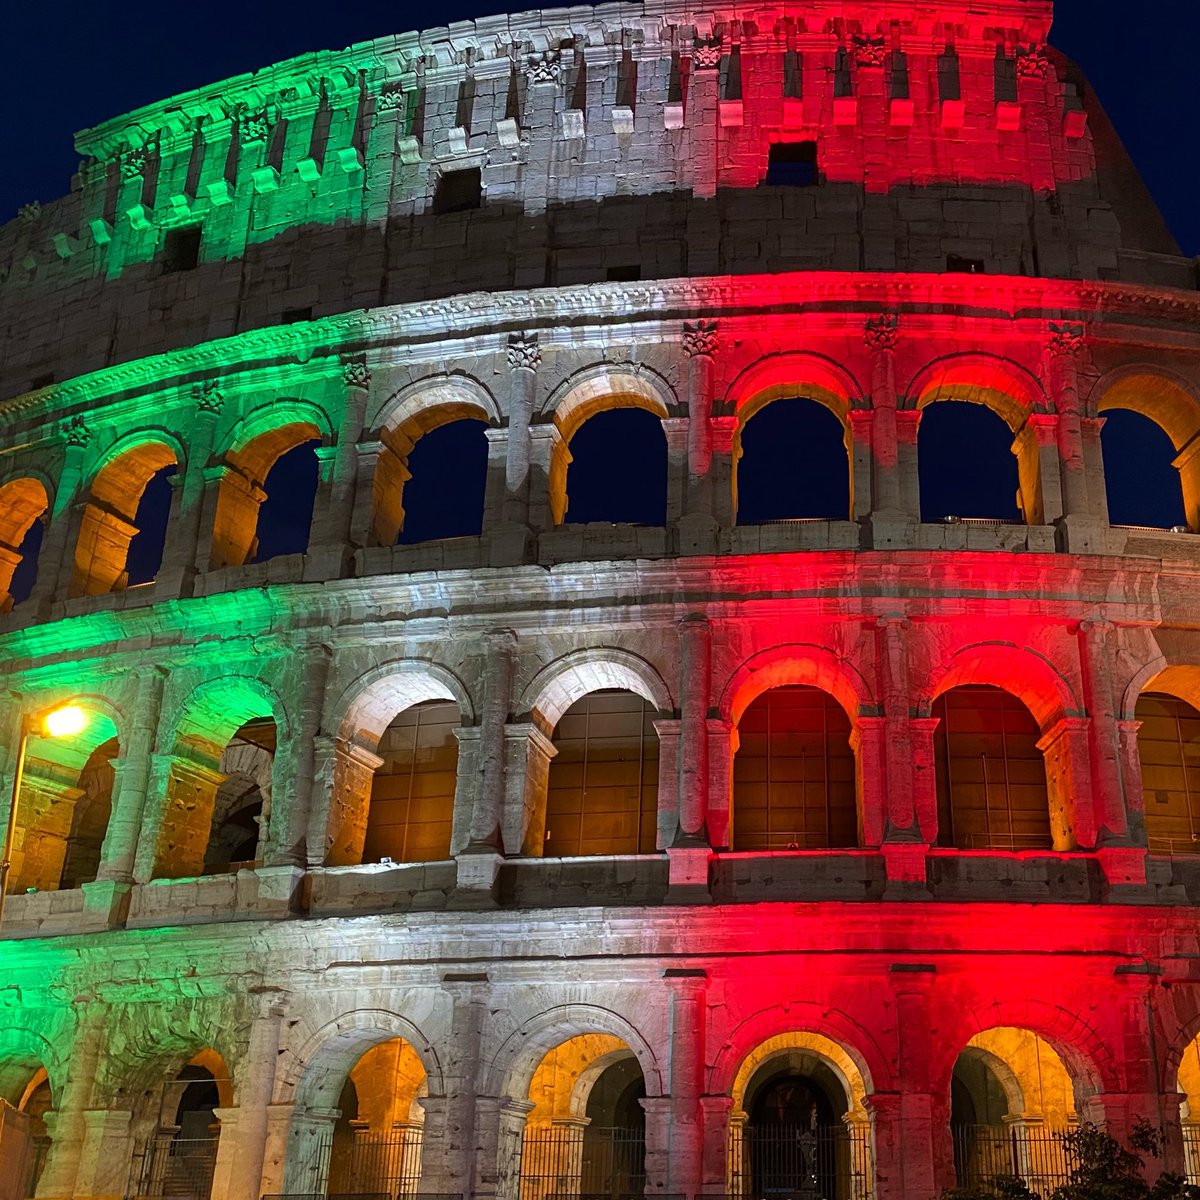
[0,703,88,930]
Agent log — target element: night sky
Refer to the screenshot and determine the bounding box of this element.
[1,1,1196,570]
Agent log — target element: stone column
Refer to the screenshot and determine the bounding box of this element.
[1013,413,1064,527]
[1044,323,1103,552]
[502,337,541,532]
[311,359,371,566]
[660,968,707,1195]
[208,989,289,1200]
[528,424,566,530]
[499,722,557,859]
[704,717,736,851]
[1116,718,1148,846]
[95,667,168,885]
[491,1098,534,1200]
[893,410,923,525]
[886,966,942,1197]
[846,410,876,524]
[652,719,681,850]
[130,751,179,884]
[863,316,914,541]
[307,734,382,868]
[851,716,887,848]
[482,427,513,537]
[1037,715,1095,850]
[678,321,719,551]
[280,1107,339,1193]
[65,1109,136,1200]
[709,418,738,529]
[161,383,224,592]
[35,1007,107,1198]
[698,1094,734,1190]
[449,726,483,856]
[419,974,489,1195]
[257,1101,298,1196]
[457,631,517,895]
[676,617,711,843]
[662,418,689,529]
[32,420,91,611]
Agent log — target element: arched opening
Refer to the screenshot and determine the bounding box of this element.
[1176,1033,1200,1182]
[0,478,48,609]
[9,706,120,894]
[284,1034,428,1196]
[933,686,1051,851]
[0,1060,53,1200]
[729,1034,872,1200]
[72,441,179,595]
[1097,373,1200,532]
[1101,409,1188,529]
[363,700,459,864]
[1134,690,1200,855]
[563,409,667,526]
[545,690,659,857]
[735,398,850,524]
[394,420,488,543]
[918,401,1022,524]
[153,683,277,880]
[520,1034,647,1200]
[138,1052,229,1200]
[211,421,322,568]
[950,1029,1075,1194]
[732,686,858,851]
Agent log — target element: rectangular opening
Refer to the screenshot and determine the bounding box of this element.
[433,167,482,214]
[162,226,202,274]
[994,47,1018,104]
[938,48,962,102]
[783,49,803,99]
[763,141,819,187]
[616,50,638,110]
[720,46,743,101]
[281,306,313,324]
[834,47,853,98]
[888,51,910,100]
[30,372,54,391]
[606,264,641,282]
[946,254,985,274]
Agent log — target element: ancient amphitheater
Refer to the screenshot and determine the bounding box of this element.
[1,0,1200,1197]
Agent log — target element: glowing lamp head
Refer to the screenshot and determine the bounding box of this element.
[42,705,87,738]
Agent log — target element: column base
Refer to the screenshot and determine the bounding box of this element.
[1055,515,1108,554]
[1095,844,1148,887]
[881,842,931,899]
[865,514,918,550]
[675,512,720,556]
[80,879,132,929]
[486,525,534,567]
[666,841,713,903]
[452,847,504,907]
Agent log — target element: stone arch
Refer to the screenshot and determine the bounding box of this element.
[279,1008,445,1110]
[371,374,500,545]
[332,660,475,751]
[101,1022,236,1112]
[935,1000,1115,1111]
[211,399,332,569]
[1119,656,1200,722]
[954,1044,1026,1116]
[726,352,863,428]
[518,648,674,729]
[0,476,49,607]
[483,1003,664,1102]
[909,354,1046,525]
[710,1004,890,1101]
[567,1047,638,1119]
[1160,1008,1200,1100]
[152,675,286,880]
[72,432,182,596]
[721,644,876,728]
[906,354,1046,427]
[0,1026,61,1106]
[543,365,676,526]
[325,660,473,866]
[919,642,1079,730]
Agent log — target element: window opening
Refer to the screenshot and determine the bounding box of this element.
[162,227,202,273]
[433,167,482,214]
[763,142,819,187]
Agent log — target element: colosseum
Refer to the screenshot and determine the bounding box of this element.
[0,0,1198,1197]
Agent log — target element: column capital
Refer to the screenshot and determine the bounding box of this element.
[194,381,226,416]
[864,313,899,352]
[506,335,542,372]
[683,320,719,359]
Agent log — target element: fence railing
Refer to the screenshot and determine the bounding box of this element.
[519,1125,647,1200]
[952,1124,1073,1195]
[1182,1123,1200,1185]
[727,1123,873,1200]
[139,1133,219,1198]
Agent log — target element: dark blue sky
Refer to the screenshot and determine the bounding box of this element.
[0,1,1197,255]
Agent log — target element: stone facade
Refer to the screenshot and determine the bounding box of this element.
[2,1,1200,1199]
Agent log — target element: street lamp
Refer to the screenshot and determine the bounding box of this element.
[0,703,89,930]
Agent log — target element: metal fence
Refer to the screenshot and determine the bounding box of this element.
[727,1124,873,1200]
[952,1125,1073,1195]
[519,1125,647,1200]
[1183,1123,1200,1185]
[139,1133,219,1198]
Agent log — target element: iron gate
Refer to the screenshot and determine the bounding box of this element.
[952,1125,1072,1195]
[317,1126,424,1198]
[139,1133,219,1198]
[728,1124,873,1200]
[518,1125,646,1200]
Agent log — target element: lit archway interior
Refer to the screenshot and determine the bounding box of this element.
[0,1054,53,1200]
[950,1028,1075,1194]
[1133,690,1200,855]
[732,686,858,851]
[933,686,1051,851]
[521,1033,647,1200]
[0,478,48,608]
[728,1033,872,1200]
[544,690,659,857]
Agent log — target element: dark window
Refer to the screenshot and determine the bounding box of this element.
[994,48,1018,104]
[125,464,178,585]
[162,226,202,273]
[888,51,910,100]
[783,49,803,99]
[281,306,313,324]
[252,440,320,561]
[397,420,488,544]
[29,373,54,391]
[564,408,667,525]
[918,401,1020,523]
[606,264,641,282]
[763,141,819,187]
[1101,409,1187,529]
[947,255,986,273]
[938,49,962,101]
[433,167,482,214]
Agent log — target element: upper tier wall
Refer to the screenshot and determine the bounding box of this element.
[0,0,1188,402]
